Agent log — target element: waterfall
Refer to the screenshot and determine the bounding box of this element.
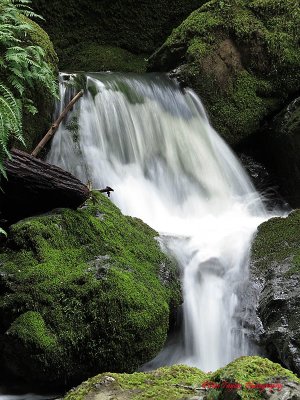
[47,72,272,372]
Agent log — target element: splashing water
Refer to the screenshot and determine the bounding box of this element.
[47,72,273,372]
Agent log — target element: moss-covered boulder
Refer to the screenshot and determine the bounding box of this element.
[31,0,206,71]
[63,357,300,400]
[62,43,147,73]
[148,0,300,146]
[250,211,300,376]
[210,356,300,400]
[0,193,181,387]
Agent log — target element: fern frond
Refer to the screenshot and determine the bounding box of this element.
[0,0,58,177]
[0,228,7,237]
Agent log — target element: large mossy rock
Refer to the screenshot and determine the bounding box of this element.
[148,0,300,146]
[18,15,59,151]
[250,211,300,375]
[0,193,181,387]
[31,0,205,71]
[252,96,300,208]
[63,357,300,400]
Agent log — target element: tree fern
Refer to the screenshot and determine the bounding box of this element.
[0,0,58,176]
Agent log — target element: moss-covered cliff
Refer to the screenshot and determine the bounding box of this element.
[31,0,206,71]
[0,193,181,387]
[149,0,300,147]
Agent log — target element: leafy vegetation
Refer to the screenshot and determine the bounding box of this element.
[0,0,58,176]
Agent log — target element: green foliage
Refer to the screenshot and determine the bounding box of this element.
[0,193,181,385]
[0,0,58,175]
[0,83,22,175]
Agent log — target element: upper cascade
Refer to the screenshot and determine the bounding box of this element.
[47,72,277,371]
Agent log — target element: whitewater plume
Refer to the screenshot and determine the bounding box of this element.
[48,72,270,371]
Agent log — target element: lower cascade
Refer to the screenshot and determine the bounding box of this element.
[47,72,276,372]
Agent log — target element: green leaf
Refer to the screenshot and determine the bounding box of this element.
[0,228,7,237]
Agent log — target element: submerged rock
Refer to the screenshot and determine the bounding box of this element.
[148,0,300,147]
[0,193,181,387]
[63,357,300,400]
[250,211,300,375]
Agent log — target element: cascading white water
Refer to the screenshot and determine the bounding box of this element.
[47,72,271,372]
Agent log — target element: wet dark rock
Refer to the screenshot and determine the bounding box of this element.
[251,96,300,208]
[249,211,300,375]
[239,154,290,211]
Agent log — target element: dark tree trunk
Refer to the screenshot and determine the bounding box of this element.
[0,149,89,223]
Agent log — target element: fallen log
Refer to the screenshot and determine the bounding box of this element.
[0,149,90,223]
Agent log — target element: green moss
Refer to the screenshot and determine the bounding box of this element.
[211,356,299,400]
[64,365,208,400]
[251,211,300,275]
[0,193,181,385]
[149,0,300,146]
[19,15,58,70]
[63,357,299,400]
[32,0,205,71]
[212,356,299,384]
[7,311,57,350]
[62,43,147,73]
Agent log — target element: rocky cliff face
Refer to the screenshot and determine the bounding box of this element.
[249,211,300,375]
[148,0,300,147]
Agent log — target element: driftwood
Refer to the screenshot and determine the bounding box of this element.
[0,149,90,222]
[31,90,84,157]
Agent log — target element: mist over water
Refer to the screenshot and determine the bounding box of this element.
[47,72,274,372]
